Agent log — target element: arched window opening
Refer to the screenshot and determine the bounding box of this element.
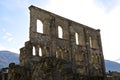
[93,39,98,48]
[75,33,79,45]
[33,46,36,56]
[61,50,64,59]
[37,19,43,33]
[75,52,84,62]
[39,47,42,56]
[89,36,93,48]
[58,26,63,38]
[56,49,61,58]
[89,36,98,48]
[75,32,83,45]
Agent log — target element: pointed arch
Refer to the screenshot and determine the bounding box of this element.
[37,19,43,33]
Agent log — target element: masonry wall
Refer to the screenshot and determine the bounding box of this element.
[20,5,106,79]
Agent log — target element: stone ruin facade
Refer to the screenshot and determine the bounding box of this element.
[6,5,106,80]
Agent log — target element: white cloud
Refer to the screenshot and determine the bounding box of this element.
[0,0,28,11]
[6,32,12,36]
[95,0,120,12]
[44,0,120,62]
[7,37,13,42]
[2,29,14,42]
[44,0,105,27]
[0,44,6,50]
[0,44,19,54]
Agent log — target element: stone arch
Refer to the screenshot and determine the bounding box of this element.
[32,46,36,56]
[89,36,98,48]
[56,48,62,58]
[56,47,69,60]
[39,47,42,56]
[75,52,84,62]
[75,33,79,45]
[32,45,43,56]
[58,26,63,38]
[37,19,43,33]
[75,32,82,45]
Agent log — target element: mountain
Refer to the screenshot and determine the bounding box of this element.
[0,51,19,68]
[115,58,120,63]
[0,50,120,72]
[105,60,120,72]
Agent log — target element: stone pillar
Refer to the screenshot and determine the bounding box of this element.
[35,45,39,56]
[8,63,15,80]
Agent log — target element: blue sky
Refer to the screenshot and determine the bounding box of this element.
[0,0,120,63]
[0,0,48,52]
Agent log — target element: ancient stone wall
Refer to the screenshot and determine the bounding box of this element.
[15,5,106,80]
